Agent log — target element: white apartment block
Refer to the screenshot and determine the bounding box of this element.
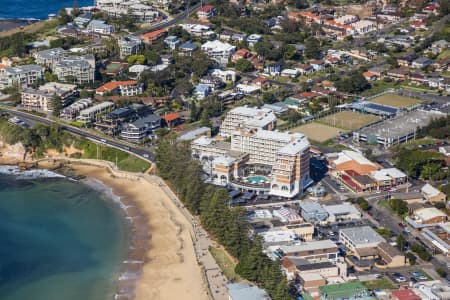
[53,55,95,84]
[352,20,377,34]
[118,35,143,58]
[60,98,93,120]
[334,14,359,25]
[33,48,67,68]
[0,65,44,89]
[95,80,143,96]
[219,106,277,137]
[95,0,161,22]
[201,40,236,65]
[77,101,114,123]
[21,82,78,112]
[191,106,311,198]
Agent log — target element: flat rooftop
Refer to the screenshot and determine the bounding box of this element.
[358,110,445,139]
[340,226,385,246]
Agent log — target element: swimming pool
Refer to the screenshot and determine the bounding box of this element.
[247,175,267,184]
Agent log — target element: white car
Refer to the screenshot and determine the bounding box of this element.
[395,276,407,283]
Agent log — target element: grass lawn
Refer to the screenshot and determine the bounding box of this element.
[117,156,151,173]
[437,49,450,60]
[369,93,421,108]
[209,246,240,282]
[360,81,399,97]
[291,122,347,142]
[400,85,441,95]
[318,111,380,130]
[364,278,397,290]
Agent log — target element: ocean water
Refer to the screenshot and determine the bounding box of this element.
[0,172,128,300]
[0,0,93,19]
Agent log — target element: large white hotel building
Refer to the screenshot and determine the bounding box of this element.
[191,106,311,198]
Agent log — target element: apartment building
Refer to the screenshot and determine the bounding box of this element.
[53,55,95,84]
[33,48,67,68]
[60,98,93,120]
[77,101,114,123]
[118,35,143,58]
[87,20,115,35]
[21,82,78,112]
[120,114,161,142]
[219,106,276,137]
[96,80,143,96]
[274,240,339,262]
[201,40,236,65]
[339,226,385,252]
[0,65,45,89]
[95,0,160,22]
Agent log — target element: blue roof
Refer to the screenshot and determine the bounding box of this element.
[364,102,398,115]
[180,41,197,51]
[227,283,270,300]
[194,84,210,93]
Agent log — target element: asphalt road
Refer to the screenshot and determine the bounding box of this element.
[1,108,155,162]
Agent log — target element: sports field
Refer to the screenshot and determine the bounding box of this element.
[318,111,380,130]
[292,122,347,142]
[369,94,421,108]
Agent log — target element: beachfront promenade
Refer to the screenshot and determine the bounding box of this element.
[42,158,229,300]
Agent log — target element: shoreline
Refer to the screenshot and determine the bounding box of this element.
[0,158,210,300]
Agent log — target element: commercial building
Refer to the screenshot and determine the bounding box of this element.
[323,203,362,223]
[77,101,114,123]
[413,280,450,300]
[192,107,310,198]
[118,35,143,58]
[33,48,67,68]
[0,65,44,89]
[327,150,379,175]
[201,40,236,65]
[53,55,95,84]
[284,223,314,241]
[421,183,447,203]
[354,110,446,147]
[272,240,339,262]
[392,288,421,300]
[219,106,276,137]
[339,226,385,252]
[421,223,450,257]
[21,82,78,112]
[259,229,298,246]
[412,207,447,224]
[227,283,270,300]
[96,80,143,96]
[299,202,328,223]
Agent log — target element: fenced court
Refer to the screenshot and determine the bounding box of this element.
[318,111,380,131]
[291,122,347,142]
[369,94,421,108]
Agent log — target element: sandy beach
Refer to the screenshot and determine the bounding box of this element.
[63,163,210,300]
[0,156,210,300]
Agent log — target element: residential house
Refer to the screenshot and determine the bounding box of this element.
[264,62,282,76]
[197,5,217,21]
[281,69,299,78]
[231,48,253,62]
[246,34,262,47]
[87,20,115,35]
[193,83,211,99]
[73,12,93,27]
[387,68,409,81]
[412,207,448,224]
[164,35,180,50]
[310,60,326,71]
[201,40,236,65]
[95,104,148,136]
[77,101,114,123]
[296,64,314,75]
[363,71,378,81]
[161,112,183,128]
[179,41,197,56]
[410,73,427,85]
[96,80,144,96]
[412,57,434,69]
[397,54,418,67]
[128,64,150,80]
[140,29,167,44]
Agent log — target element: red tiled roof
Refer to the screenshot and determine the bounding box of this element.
[162,112,183,122]
[198,5,215,12]
[391,289,421,300]
[96,80,138,92]
[363,71,377,78]
[141,29,167,40]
